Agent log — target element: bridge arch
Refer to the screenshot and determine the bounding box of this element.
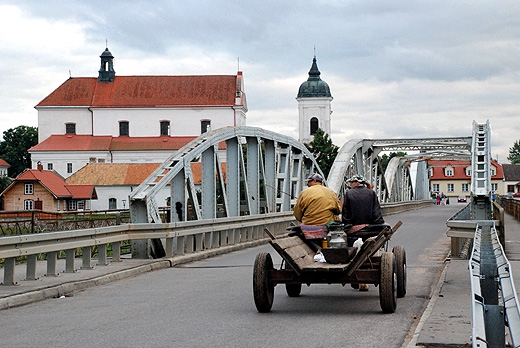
[129,126,324,223]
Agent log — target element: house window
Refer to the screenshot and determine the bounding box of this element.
[98,158,105,163]
[491,183,498,192]
[508,185,515,193]
[24,183,33,195]
[466,169,472,176]
[109,198,117,210]
[432,184,440,193]
[65,123,76,134]
[24,199,34,210]
[47,163,53,170]
[462,183,469,192]
[160,121,170,136]
[68,200,77,211]
[67,163,73,174]
[77,200,85,210]
[445,169,453,176]
[310,117,319,135]
[447,183,454,192]
[201,120,211,134]
[119,121,129,136]
[89,157,96,163]
[491,168,496,176]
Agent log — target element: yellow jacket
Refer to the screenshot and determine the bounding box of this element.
[293,183,341,225]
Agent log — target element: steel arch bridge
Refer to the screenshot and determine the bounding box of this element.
[129,126,473,224]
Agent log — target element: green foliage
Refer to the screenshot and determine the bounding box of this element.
[508,140,520,164]
[380,152,407,172]
[0,176,13,193]
[305,128,339,178]
[0,126,38,177]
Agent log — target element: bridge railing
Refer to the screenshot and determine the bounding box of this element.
[0,212,295,286]
[0,200,430,287]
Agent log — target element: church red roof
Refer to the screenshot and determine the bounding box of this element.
[36,75,240,108]
[29,134,226,152]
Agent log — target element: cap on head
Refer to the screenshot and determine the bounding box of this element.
[347,174,365,183]
[305,173,323,183]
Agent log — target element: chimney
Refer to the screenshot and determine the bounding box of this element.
[37,161,43,171]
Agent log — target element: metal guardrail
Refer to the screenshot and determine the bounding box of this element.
[469,222,520,347]
[0,200,430,287]
[0,212,296,286]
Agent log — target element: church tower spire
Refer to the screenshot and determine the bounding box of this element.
[98,47,115,82]
[296,56,333,144]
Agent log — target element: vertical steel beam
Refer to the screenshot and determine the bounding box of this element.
[246,137,260,214]
[226,137,240,216]
[201,146,216,219]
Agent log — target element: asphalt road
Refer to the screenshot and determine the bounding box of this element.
[0,204,462,348]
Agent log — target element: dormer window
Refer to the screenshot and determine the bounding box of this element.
[444,166,454,177]
[65,123,76,134]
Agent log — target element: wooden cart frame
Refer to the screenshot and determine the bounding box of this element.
[253,221,405,313]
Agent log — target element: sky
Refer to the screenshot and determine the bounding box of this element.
[1,1,519,163]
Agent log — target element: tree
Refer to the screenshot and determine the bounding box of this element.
[305,128,339,178]
[0,126,38,177]
[508,140,520,164]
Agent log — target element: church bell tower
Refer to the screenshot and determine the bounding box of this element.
[296,56,332,144]
[98,47,115,82]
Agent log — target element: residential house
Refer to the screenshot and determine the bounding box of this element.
[0,164,96,212]
[428,159,504,199]
[31,47,247,179]
[502,164,520,196]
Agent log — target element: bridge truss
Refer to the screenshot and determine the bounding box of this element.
[326,136,473,203]
[129,127,324,223]
[129,126,474,223]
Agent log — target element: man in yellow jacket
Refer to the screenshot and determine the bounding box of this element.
[293,173,341,226]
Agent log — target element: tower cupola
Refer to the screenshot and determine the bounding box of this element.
[98,47,115,82]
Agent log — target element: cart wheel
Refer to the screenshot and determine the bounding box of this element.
[392,246,407,298]
[379,251,397,313]
[253,252,275,312]
[284,262,302,297]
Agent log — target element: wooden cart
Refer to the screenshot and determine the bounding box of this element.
[253,221,405,313]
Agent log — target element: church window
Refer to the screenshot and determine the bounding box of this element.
[65,123,76,134]
[160,121,170,136]
[119,121,129,136]
[201,120,211,134]
[310,117,319,135]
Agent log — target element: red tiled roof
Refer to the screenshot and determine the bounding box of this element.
[0,158,10,167]
[30,135,113,151]
[428,160,503,180]
[36,75,239,108]
[15,169,94,199]
[65,185,97,199]
[30,134,227,152]
[109,136,198,151]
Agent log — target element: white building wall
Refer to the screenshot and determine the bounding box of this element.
[297,98,332,144]
[90,185,170,211]
[37,108,93,142]
[92,107,235,136]
[31,151,110,178]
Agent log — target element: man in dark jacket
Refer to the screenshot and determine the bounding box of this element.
[341,174,384,226]
[341,174,384,292]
